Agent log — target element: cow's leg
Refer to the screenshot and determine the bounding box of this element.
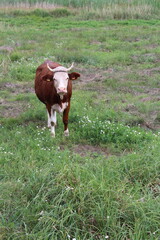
[46,105,52,128]
[46,105,56,137]
[47,112,51,128]
[63,102,70,137]
[50,110,56,137]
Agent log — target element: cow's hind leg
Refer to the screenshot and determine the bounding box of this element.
[46,105,57,137]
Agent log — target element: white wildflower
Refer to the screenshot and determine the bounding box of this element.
[66,186,74,191]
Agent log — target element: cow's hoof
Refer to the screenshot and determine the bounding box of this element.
[64,129,69,137]
[51,132,55,137]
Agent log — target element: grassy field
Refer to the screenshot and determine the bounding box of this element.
[1,0,160,20]
[0,3,160,240]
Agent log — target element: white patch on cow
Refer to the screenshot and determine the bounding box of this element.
[47,112,51,128]
[53,71,69,95]
[47,110,57,137]
[51,129,55,137]
[47,111,57,127]
[52,102,68,114]
[64,128,69,137]
[60,94,64,100]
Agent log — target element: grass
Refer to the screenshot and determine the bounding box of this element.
[0,5,160,240]
[0,0,160,20]
[1,0,160,8]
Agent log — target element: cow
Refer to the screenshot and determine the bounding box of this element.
[35,61,80,137]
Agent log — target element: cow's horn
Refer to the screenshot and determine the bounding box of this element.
[66,62,74,71]
[47,63,55,72]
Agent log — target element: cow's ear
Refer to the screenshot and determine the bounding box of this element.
[68,72,80,80]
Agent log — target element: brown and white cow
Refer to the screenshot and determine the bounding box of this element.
[35,61,80,137]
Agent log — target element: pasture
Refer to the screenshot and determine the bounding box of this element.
[0,2,160,240]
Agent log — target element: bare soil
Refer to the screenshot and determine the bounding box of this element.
[0,99,26,118]
[0,82,34,95]
[0,45,14,53]
[73,144,110,158]
[0,82,34,118]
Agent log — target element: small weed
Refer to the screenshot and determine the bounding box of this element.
[10,52,23,62]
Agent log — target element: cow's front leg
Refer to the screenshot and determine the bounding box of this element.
[46,105,57,137]
[63,102,70,137]
[50,110,57,137]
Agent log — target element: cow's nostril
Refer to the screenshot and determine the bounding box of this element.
[58,88,67,93]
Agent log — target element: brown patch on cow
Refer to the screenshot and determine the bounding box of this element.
[73,144,109,158]
[51,121,55,127]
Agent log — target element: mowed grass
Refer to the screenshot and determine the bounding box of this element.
[0,7,160,240]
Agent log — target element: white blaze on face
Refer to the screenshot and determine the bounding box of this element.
[47,63,74,98]
[53,71,69,97]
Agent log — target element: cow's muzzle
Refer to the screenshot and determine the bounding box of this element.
[57,88,67,95]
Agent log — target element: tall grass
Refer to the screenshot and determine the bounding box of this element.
[0,0,160,8]
[0,0,160,19]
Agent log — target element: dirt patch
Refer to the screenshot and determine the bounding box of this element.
[139,67,160,76]
[0,45,14,53]
[0,82,34,118]
[136,86,160,96]
[75,67,108,86]
[1,82,34,95]
[123,102,160,130]
[140,96,160,102]
[73,144,109,158]
[120,86,160,97]
[0,100,26,118]
[132,53,160,63]
[125,37,141,42]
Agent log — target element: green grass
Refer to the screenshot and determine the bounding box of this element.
[0,122,160,239]
[0,7,160,240]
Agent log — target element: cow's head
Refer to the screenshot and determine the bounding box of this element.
[47,63,80,99]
